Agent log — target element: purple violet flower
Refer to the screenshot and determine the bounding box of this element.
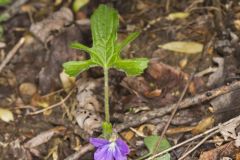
[90,137,130,160]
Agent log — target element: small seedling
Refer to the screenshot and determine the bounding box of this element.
[63,4,149,159]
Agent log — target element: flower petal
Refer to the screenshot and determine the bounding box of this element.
[116,138,130,155]
[94,145,114,160]
[113,146,127,160]
[90,138,110,148]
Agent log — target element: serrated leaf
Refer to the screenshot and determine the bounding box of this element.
[0,108,14,122]
[113,58,149,76]
[159,41,203,54]
[144,135,171,154]
[116,32,139,54]
[63,60,96,76]
[72,0,89,13]
[70,42,102,64]
[91,4,119,66]
[63,4,148,77]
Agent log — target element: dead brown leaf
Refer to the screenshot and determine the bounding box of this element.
[199,141,239,160]
[24,127,66,149]
[75,79,103,134]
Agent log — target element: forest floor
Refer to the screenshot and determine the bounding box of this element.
[1,0,240,160]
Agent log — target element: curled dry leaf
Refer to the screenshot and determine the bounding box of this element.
[75,79,102,134]
[137,124,156,135]
[30,7,73,43]
[24,127,66,148]
[191,116,215,135]
[159,41,203,54]
[60,71,76,92]
[120,130,135,141]
[166,12,190,21]
[0,108,14,122]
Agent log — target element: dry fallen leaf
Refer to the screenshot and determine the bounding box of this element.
[234,20,240,31]
[0,108,14,122]
[199,141,237,160]
[144,89,162,98]
[179,58,188,69]
[235,132,240,147]
[24,127,66,148]
[121,130,135,141]
[75,79,103,134]
[166,12,190,20]
[60,71,76,92]
[219,121,238,141]
[159,41,203,54]
[192,116,215,135]
[31,94,52,115]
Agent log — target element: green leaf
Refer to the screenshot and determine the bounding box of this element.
[144,135,171,154]
[90,4,119,66]
[138,135,171,160]
[0,0,11,5]
[63,4,149,78]
[156,153,171,160]
[70,42,103,64]
[116,32,140,54]
[113,58,149,76]
[72,0,89,13]
[63,60,96,76]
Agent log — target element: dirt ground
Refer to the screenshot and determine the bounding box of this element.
[1,0,240,159]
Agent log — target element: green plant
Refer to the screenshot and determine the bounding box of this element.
[63,4,148,138]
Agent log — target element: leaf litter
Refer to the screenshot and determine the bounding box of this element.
[1,0,240,160]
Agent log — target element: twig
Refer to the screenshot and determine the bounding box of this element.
[0,37,25,73]
[152,33,209,156]
[178,130,219,160]
[0,0,29,22]
[27,88,75,115]
[152,73,194,155]
[115,80,240,132]
[64,143,94,160]
[146,114,240,160]
[165,0,171,13]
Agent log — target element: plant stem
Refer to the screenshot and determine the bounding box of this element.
[104,67,110,123]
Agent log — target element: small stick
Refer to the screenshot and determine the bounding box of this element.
[0,37,25,73]
[115,80,240,132]
[178,130,219,160]
[152,73,194,155]
[152,34,209,155]
[64,144,94,160]
[28,88,75,115]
